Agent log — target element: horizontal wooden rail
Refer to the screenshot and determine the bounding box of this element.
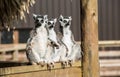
[99,40,120,47]
[0,60,120,77]
[0,61,81,76]
[0,40,120,53]
[0,44,26,52]
[99,51,120,57]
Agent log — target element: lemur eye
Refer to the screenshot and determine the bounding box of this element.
[48,22,51,25]
[36,19,39,22]
[41,19,44,23]
[59,19,62,21]
[63,20,67,23]
[49,25,54,29]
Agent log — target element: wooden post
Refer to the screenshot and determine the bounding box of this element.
[13,30,19,61]
[13,30,19,44]
[81,0,100,77]
[0,52,6,61]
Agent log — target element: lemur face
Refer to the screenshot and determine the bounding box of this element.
[46,18,57,30]
[59,15,72,27]
[33,14,48,28]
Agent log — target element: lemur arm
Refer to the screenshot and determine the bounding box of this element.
[48,38,59,48]
[56,32,68,51]
[71,33,76,44]
[60,40,69,52]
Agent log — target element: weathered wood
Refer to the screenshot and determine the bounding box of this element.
[0,52,6,61]
[13,30,19,44]
[0,61,81,77]
[100,59,120,66]
[12,50,19,61]
[0,59,120,77]
[100,59,120,76]
[0,44,26,52]
[101,65,120,76]
[99,51,120,58]
[13,30,19,61]
[99,40,120,48]
[0,44,26,61]
[81,0,99,77]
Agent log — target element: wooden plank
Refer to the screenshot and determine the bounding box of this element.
[0,44,26,52]
[0,59,120,77]
[99,40,120,48]
[99,40,120,47]
[2,67,81,77]
[99,40,120,45]
[100,67,120,76]
[100,59,120,65]
[0,61,81,76]
[99,51,120,57]
[78,40,120,47]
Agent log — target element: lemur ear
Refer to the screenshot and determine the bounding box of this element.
[44,15,48,20]
[33,14,37,20]
[44,15,48,23]
[54,18,57,23]
[69,16,72,21]
[59,15,63,21]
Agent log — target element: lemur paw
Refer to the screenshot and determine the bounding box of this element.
[47,62,54,70]
[38,61,46,67]
[68,60,73,67]
[61,61,68,69]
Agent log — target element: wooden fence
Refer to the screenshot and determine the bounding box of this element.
[0,62,81,77]
[0,40,120,77]
[0,40,120,61]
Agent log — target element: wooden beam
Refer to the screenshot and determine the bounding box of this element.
[0,44,26,52]
[99,51,120,58]
[81,0,100,77]
[0,61,81,76]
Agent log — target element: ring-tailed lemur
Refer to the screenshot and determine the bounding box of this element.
[26,14,48,66]
[45,18,58,69]
[45,18,68,69]
[59,15,82,66]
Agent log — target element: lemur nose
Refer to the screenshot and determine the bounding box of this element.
[63,20,67,23]
[48,22,51,25]
[41,20,44,23]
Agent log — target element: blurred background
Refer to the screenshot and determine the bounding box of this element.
[0,0,120,77]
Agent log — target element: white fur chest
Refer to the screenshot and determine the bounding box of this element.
[62,28,74,52]
[30,26,48,54]
[48,29,57,42]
